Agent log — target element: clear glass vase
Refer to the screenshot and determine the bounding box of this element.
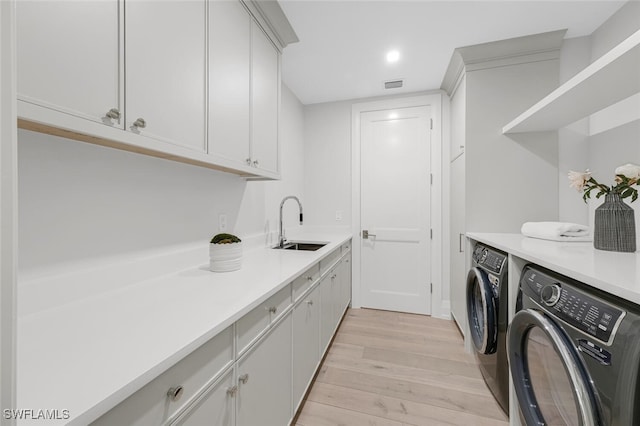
[593,193,636,252]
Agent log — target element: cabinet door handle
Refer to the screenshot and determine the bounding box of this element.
[167,385,184,402]
[307,300,314,306]
[459,233,465,253]
[246,158,252,165]
[266,306,277,314]
[239,373,249,384]
[105,108,120,120]
[226,385,238,396]
[253,159,259,167]
[133,118,146,129]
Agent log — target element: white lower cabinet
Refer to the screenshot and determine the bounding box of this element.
[339,253,352,314]
[292,286,321,408]
[237,314,292,426]
[320,259,348,354]
[172,370,235,426]
[92,242,351,426]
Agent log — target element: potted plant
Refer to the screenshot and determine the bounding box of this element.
[568,163,640,252]
[209,233,242,272]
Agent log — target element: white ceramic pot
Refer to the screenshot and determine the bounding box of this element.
[209,242,242,272]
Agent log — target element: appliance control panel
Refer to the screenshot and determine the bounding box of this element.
[521,266,625,345]
[472,245,506,274]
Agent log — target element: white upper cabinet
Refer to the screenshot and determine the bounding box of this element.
[250,21,280,174]
[16,0,122,127]
[15,0,295,178]
[208,5,281,176]
[125,0,206,152]
[208,0,252,168]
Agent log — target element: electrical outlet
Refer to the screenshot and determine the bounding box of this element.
[335,210,343,221]
[219,214,227,232]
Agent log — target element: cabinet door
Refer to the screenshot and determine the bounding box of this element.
[237,314,292,426]
[339,255,352,314]
[172,370,234,426]
[125,0,206,152]
[208,0,251,167]
[250,21,279,174]
[16,0,121,126]
[450,153,467,332]
[320,271,339,354]
[292,286,320,409]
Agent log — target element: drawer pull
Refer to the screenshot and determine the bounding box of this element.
[307,276,313,281]
[226,385,238,396]
[307,300,314,306]
[267,306,277,314]
[132,118,147,129]
[239,373,249,385]
[105,108,120,120]
[167,385,184,402]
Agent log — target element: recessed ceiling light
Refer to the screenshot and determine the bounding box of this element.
[386,50,400,63]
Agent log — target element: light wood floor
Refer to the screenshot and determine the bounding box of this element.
[294,308,509,426]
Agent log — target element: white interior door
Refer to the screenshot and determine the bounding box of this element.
[360,106,431,314]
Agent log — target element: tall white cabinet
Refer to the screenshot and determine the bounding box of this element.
[442,30,564,334]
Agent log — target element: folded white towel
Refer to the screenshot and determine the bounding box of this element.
[521,221,592,242]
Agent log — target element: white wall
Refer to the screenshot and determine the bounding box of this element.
[558,36,591,225]
[18,84,305,276]
[303,100,352,229]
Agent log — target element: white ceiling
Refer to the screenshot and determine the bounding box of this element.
[279,0,627,105]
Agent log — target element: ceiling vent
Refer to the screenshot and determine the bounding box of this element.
[384,79,404,89]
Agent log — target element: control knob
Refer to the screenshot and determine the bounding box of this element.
[541,284,561,307]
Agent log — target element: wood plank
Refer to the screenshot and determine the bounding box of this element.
[322,351,490,396]
[316,365,507,421]
[334,331,475,364]
[296,400,405,426]
[307,382,508,426]
[295,309,509,425]
[339,319,464,345]
[363,346,482,379]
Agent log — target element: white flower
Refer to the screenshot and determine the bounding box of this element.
[568,170,591,192]
[615,163,640,180]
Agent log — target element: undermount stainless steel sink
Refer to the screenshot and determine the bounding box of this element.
[273,242,327,251]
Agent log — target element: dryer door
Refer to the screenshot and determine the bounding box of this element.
[466,267,497,354]
[508,309,601,426]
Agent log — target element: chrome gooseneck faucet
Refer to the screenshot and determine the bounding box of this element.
[279,196,303,248]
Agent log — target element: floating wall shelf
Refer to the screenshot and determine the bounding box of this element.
[503,29,640,134]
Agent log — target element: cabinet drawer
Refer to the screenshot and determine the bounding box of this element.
[320,249,340,276]
[236,284,291,355]
[92,326,233,426]
[292,264,320,301]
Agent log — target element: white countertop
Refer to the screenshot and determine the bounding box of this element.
[467,232,640,305]
[17,231,351,425]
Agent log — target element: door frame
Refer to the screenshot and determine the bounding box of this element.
[351,92,446,319]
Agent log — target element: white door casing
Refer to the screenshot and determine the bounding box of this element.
[351,93,445,318]
[359,106,431,314]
